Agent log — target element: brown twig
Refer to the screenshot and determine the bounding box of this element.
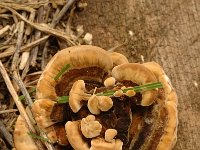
[0,25,10,37]
[30,31,41,67]
[11,12,25,72]
[41,42,49,70]
[25,10,36,36]
[0,120,14,147]
[0,35,49,59]
[41,0,76,69]
[51,0,76,27]
[2,23,19,45]
[66,6,76,36]
[12,72,33,107]
[0,2,38,12]
[0,109,18,114]
[0,61,46,150]
[0,5,76,45]
[30,4,47,67]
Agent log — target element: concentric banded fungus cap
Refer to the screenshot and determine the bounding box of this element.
[69,80,90,113]
[112,63,158,106]
[110,52,129,66]
[34,45,113,137]
[13,45,178,150]
[65,121,89,150]
[14,45,114,150]
[36,45,113,100]
[14,116,38,150]
[142,62,178,149]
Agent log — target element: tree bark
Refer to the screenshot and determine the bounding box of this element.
[73,0,200,149]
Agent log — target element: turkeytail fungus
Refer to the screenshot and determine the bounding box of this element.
[14,45,178,150]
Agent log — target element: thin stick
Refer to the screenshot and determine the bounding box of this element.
[0,5,76,45]
[41,0,76,69]
[2,23,19,45]
[0,2,37,12]
[0,35,49,59]
[41,42,49,70]
[11,12,25,72]
[66,6,75,36]
[0,25,10,36]
[0,120,14,147]
[30,31,41,67]
[51,0,76,27]
[0,109,18,114]
[25,10,36,36]
[13,72,34,107]
[30,4,46,67]
[0,61,46,150]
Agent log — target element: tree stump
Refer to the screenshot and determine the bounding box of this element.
[73,0,200,149]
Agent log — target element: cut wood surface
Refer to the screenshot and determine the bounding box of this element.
[73,0,200,150]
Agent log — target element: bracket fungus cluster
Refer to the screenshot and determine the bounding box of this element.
[14,45,178,150]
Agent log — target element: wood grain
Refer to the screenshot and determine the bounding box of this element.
[73,0,200,149]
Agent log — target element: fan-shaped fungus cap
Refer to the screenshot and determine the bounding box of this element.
[31,99,55,129]
[157,101,178,150]
[69,80,91,113]
[36,45,113,100]
[125,90,136,97]
[87,95,100,114]
[81,115,102,138]
[90,137,123,150]
[143,61,178,104]
[112,63,158,106]
[98,96,113,111]
[105,129,118,142]
[104,77,116,87]
[110,52,129,66]
[141,62,178,150]
[14,116,38,150]
[31,99,57,143]
[88,95,113,114]
[113,90,123,97]
[65,121,89,150]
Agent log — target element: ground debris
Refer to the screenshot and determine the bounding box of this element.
[0,0,89,149]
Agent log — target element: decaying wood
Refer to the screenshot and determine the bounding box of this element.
[0,1,85,149]
[73,0,200,149]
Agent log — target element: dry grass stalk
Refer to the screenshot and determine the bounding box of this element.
[0,2,40,12]
[41,0,76,69]
[11,12,25,72]
[0,61,46,150]
[0,109,18,114]
[0,120,14,147]
[0,25,10,37]
[0,5,76,45]
[0,0,87,149]
[0,35,49,59]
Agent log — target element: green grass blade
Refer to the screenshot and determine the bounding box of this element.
[27,132,49,142]
[19,87,36,101]
[54,64,71,81]
[57,96,69,103]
